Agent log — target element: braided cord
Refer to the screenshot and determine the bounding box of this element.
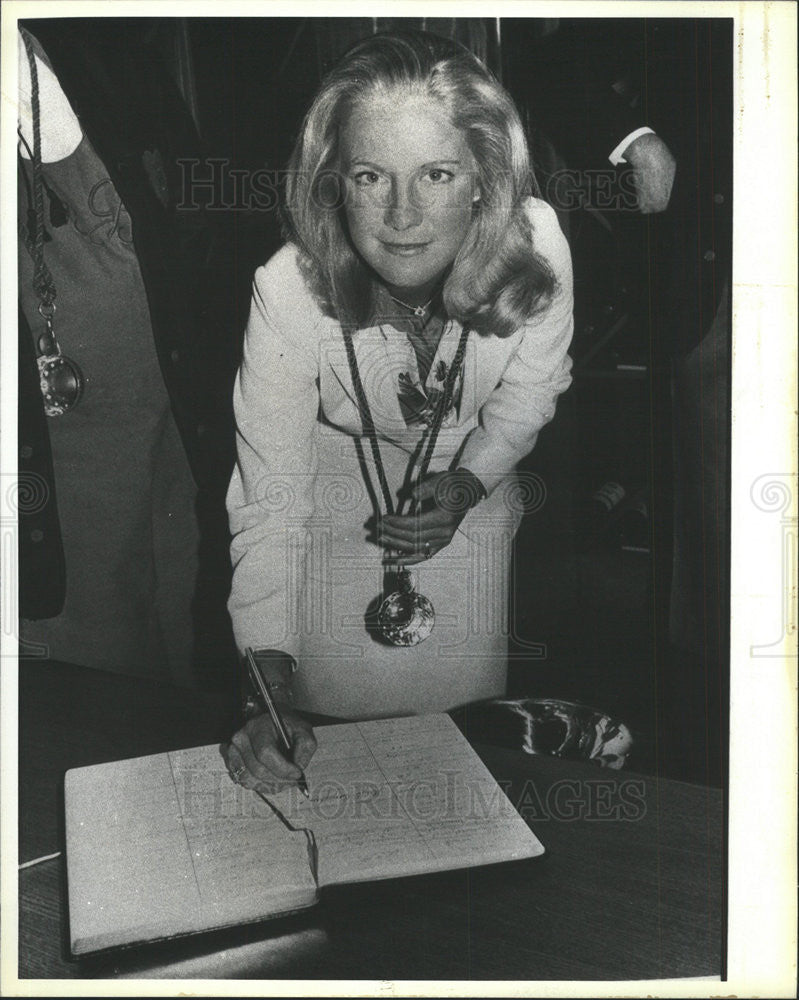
[20,29,57,310]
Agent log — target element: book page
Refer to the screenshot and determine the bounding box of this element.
[65,745,317,954]
[65,715,541,952]
[266,713,544,887]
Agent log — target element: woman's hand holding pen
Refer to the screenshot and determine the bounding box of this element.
[378,467,486,566]
[225,710,316,794]
[224,648,317,794]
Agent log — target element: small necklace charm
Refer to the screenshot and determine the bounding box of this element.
[377,566,435,646]
[389,291,435,322]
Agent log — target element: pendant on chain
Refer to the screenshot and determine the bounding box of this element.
[377,566,435,646]
[37,317,85,417]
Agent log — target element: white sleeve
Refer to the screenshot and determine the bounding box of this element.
[17,30,83,163]
[458,203,574,494]
[608,126,656,165]
[226,256,321,660]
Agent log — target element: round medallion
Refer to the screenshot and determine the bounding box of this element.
[38,353,85,417]
[377,569,435,646]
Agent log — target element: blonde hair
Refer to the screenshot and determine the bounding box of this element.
[282,29,556,337]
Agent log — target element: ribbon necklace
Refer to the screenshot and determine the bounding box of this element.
[342,316,470,646]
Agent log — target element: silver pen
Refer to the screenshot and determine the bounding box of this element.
[244,647,310,798]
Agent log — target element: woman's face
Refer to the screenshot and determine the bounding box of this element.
[339,92,478,302]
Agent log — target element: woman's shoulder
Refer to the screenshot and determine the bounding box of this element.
[524,195,571,273]
[524,194,559,226]
[252,243,326,321]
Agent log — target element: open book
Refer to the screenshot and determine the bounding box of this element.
[64,713,544,954]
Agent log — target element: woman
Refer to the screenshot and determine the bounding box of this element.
[224,30,573,790]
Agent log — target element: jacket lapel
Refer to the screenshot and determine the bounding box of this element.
[321,322,409,441]
[321,318,522,437]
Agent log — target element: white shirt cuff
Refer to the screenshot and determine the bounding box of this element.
[608,126,655,166]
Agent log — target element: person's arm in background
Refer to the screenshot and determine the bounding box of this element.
[609,128,676,214]
[504,18,676,216]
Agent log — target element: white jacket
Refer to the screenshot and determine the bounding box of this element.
[227,197,573,684]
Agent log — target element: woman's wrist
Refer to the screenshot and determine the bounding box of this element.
[241,648,297,717]
[452,467,488,508]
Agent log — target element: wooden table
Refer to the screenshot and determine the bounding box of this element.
[17,661,724,981]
